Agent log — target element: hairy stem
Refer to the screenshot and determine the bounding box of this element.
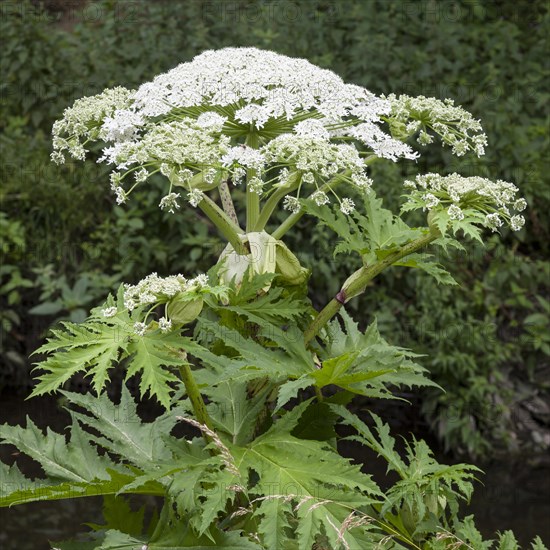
[304,229,439,344]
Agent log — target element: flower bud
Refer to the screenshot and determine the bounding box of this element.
[166,295,204,325]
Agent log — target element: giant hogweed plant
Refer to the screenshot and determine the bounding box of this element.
[0,48,544,549]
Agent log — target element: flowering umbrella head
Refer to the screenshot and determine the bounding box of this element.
[51,47,491,220]
[402,173,526,233]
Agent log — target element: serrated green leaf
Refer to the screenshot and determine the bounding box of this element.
[125,331,183,409]
[206,380,273,445]
[319,311,439,397]
[88,495,146,537]
[30,318,130,397]
[394,253,457,285]
[232,402,383,549]
[63,387,182,468]
[276,376,313,411]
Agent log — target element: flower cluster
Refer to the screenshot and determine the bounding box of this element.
[51,47,492,219]
[100,118,229,170]
[403,173,526,231]
[130,47,386,122]
[385,94,488,157]
[123,272,210,312]
[51,87,133,163]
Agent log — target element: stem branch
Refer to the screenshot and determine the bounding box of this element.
[198,194,247,254]
[304,229,438,344]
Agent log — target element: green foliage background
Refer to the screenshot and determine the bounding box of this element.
[1,0,548,459]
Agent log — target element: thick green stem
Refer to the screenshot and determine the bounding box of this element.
[246,182,260,232]
[272,208,305,240]
[198,194,247,254]
[178,362,213,443]
[304,229,439,344]
[245,132,260,232]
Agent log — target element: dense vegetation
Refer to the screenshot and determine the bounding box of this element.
[1,0,548,467]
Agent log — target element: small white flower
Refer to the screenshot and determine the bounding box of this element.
[114,186,127,205]
[101,306,118,318]
[51,150,65,164]
[158,317,172,332]
[485,212,503,231]
[247,176,264,195]
[160,163,172,177]
[221,146,265,172]
[187,189,204,207]
[513,198,527,212]
[351,173,373,189]
[159,192,181,214]
[302,172,315,184]
[193,274,209,287]
[340,198,355,215]
[203,168,218,184]
[423,193,440,209]
[283,196,301,214]
[278,168,290,186]
[510,215,525,231]
[235,103,271,129]
[110,172,122,187]
[124,298,136,311]
[418,130,434,145]
[196,111,227,132]
[447,204,464,221]
[231,167,246,185]
[134,167,149,183]
[139,292,157,305]
[177,168,193,184]
[311,190,330,206]
[133,322,147,336]
[294,119,330,140]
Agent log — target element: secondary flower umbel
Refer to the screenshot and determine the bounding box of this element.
[402,173,526,232]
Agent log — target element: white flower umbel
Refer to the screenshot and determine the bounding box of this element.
[187,189,204,207]
[385,94,488,157]
[158,317,172,333]
[52,87,133,163]
[133,322,147,336]
[123,272,216,312]
[403,173,526,231]
[340,198,355,215]
[159,193,181,213]
[51,47,496,221]
[101,306,118,318]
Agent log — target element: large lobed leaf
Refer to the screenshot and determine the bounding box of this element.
[30,287,214,408]
[230,401,384,549]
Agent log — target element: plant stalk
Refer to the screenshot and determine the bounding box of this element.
[178,361,213,443]
[218,179,239,226]
[304,230,438,344]
[198,194,247,254]
[245,132,260,232]
[253,173,301,232]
